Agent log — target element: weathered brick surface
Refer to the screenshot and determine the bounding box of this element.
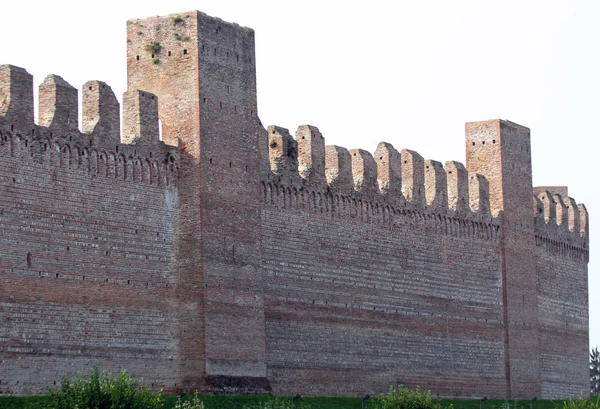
[127,11,267,390]
[261,198,505,397]
[534,189,589,398]
[0,10,590,399]
[467,121,539,398]
[0,119,179,394]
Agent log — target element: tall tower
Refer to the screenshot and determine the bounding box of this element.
[466,120,540,398]
[127,12,267,392]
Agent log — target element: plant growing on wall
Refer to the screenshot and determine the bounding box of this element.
[174,33,190,41]
[146,42,162,55]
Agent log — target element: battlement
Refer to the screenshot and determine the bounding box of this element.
[0,64,179,186]
[533,188,589,251]
[266,123,499,223]
[263,121,590,265]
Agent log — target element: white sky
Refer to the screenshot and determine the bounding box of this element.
[2,0,599,353]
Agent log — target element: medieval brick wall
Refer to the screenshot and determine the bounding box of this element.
[0,126,180,395]
[0,65,181,395]
[0,10,591,400]
[261,193,506,397]
[534,189,589,398]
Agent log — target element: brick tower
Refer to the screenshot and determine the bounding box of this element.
[466,120,540,398]
[127,12,267,392]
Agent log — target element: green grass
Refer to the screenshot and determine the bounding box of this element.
[0,395,53,409]
[0,395,596,409]
[440,399,557,409]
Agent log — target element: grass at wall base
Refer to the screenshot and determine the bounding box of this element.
[0,367,598,409]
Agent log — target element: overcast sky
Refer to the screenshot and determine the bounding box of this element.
[3,1,599,351]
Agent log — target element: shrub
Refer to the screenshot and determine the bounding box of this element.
[370,385,444,409]
[47,364,164,409]
[174,33,190,42]
[146,42,162,55]
[171,16,184,25]
[562,396,600,409]
[175,393,205,409]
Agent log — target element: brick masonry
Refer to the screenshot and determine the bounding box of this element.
[0,10,590,399]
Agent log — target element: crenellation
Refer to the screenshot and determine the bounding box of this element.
[350,148,378,196]
[261,127,506,220]
[267,125,299,181]
[82,80,120,143]
[445,160,469,215]
[564,196,580,234]
[122,89,160,144]
[578,203,589,239]
[532,190,588,241]
[400,149,425,206]
[468,173,490,215]
[38,75,79,135]
[296,125,326,186]
[553,194,568,227]
[325,145,353,192]
[424,159,447,211]
[258,127,547,223]
[0,65,34,130]
[538,190,556,224]
[374,142,402,203]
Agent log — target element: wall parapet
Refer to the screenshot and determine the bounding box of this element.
[264,123,494,223]
[0,65,179,188]
[533,188,588,252]
[261,179,500,242]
